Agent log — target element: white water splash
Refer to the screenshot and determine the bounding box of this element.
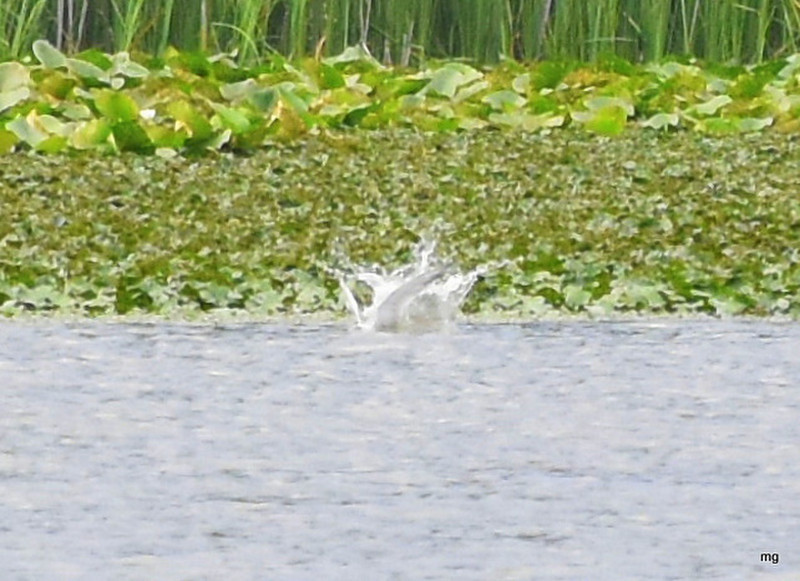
[337,239,486,332]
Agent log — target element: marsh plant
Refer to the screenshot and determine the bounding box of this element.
[3,0,800,63]
[3,39,799,156]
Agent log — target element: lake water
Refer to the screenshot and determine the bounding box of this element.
[1,318,798,580]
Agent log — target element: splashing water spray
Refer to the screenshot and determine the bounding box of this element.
[334,239,491,332]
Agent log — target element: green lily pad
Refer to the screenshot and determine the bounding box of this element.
[319,63,346,90]
[38,70,76,99]
[211,103,251,134]
[94,90,140,122]
[324,45,381,68]
[71,118,112,149]
[423,64,483,99]
[583,96,635,116]
[110,53,150,78]
[0,62,31,92]
[0,128,19,153]
[0,86,30,113]
[489,111,564,130]
[739,117,773,132]
[483,89,526,111]
[37,114,74,135]
[32,39,68,69]
[74,49,113,71]
[6,115,47,147]
[642,112,680,130]
[145,125,188,149]
[167,100,213,139]
[66,58,109,82]
[220,79,258,101]
[572,104,628,135]
[512,73,530,94]
[35,135,68,153]
[277,84,316,127]
[695,95,733,116]
[249,88,278,113]
[563,284,592,310]
[112,120,154,153]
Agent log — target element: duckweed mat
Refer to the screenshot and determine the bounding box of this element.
[2,128,800,318]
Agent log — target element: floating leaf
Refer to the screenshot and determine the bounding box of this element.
[277,84,316,127]
[112,120,154,153]
[695,95,733,116]
[35,135,68,153]
[0,86,30,113]
[583,96,635,117]
[207,128,232,150]
[324,45,381,68]
[249,88,278,113]
[110,52,149,78]
[423,64,483,99]
[642,112,680,130]
[739,117,773,132]
[453,79,490,103]
[211,103,251,134]
[145,125,188,149]
[0,62,31,92]
[563,284,592,310]
[0,128,18,153]
[60,102,93,120]
[572,105,628,135]
[699,117,744,134]
[94,90,139,122]
[319,63,346,90]
[483,89,526,111]
[71,118,112,149]
[167,100,213,139]
[32,39,67,69]
[37,114,74,136]
[66,58,109,82]
[220,79,258,101]
[6,115,47,147]
[512,73,530,94]
[74,49,113,71]
[38,70,75,98]
[489,111,564,131]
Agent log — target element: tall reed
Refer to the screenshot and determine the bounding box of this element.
[0,0,49,57]
[3,0,800,64]
[110,0,147,52]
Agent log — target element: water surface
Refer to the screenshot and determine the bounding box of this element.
[1,319,798,580]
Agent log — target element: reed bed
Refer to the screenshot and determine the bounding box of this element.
[2,0,800,64]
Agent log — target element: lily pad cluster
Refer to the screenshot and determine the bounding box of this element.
[3,41,800,155]
[2,128,800,319]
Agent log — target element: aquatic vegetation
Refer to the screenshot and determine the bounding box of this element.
[2,128,800,320]
[3,0,800,64]
[3,42,800,156]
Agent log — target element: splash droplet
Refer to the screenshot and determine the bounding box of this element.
[338,239,485,332]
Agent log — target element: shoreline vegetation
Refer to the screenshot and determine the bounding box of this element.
[2,39,800,153]
[2,128,800,319]
[2,0,800,65]
[2,15,800,320]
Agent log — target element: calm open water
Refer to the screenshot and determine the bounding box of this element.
[1,319,798,580]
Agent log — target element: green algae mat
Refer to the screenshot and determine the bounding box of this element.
[2,128,800,319]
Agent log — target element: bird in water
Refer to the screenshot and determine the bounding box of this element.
[337,241,483,332]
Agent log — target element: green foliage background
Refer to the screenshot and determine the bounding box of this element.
[3,3,800,320]
[3,0,800,64]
